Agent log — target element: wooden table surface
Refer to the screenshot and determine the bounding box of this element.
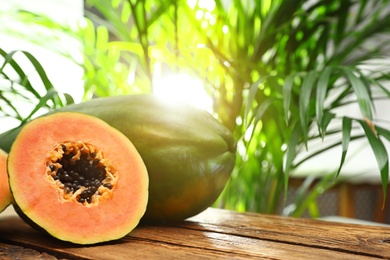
[0,207,390,259]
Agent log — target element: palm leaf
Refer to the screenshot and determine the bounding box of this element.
[284,123,303,198]
[282,74,294,124]
[359,119,389,204]
[299,70,317,148]
[245,77,268,127]
[0,49,40,98]
[335,117,352,180]
[246,98,275,146]
[340,66,373,121]
[0,49,73,125]
[316,67,332,137]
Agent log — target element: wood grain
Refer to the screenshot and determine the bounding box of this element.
[0,242,60,260]
[0,208,389,259]
[188,208,390,258]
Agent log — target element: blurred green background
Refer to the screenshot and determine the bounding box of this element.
[2,0,390,220]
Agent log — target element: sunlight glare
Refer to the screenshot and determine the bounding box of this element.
[222,25,229,34]
[187,0,197,9]
[153,74,213,112]
[198,0,215,11]
[196,9,204,20]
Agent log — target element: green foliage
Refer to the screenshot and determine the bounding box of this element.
[0,49,73,125]
[2,0,390,217]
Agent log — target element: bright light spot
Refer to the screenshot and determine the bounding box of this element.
[196,9,204,20]
[237,140,248,161]
[244,124,254,142]
[187,0,197,9]
[222,25,229,34]
[223,60,231,67]
[153,74,213,111]
[78,17,88,29]
[199,0,215,11]
[262,160,269,168]
[236,116,242,126]
[209,16,216,25]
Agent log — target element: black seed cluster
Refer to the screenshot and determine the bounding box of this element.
[49,145,112,204]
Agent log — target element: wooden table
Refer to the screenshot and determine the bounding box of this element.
[0,207,390,259]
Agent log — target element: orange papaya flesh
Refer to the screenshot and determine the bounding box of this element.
[0,149,11,213]
[7,112,148,244]
[0,94,236,223]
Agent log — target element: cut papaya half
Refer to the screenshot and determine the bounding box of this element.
[7,112,148,244]
[0,149,11,213]
[0,94,237,223]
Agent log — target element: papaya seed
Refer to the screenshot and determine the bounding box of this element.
[103,183,113,189]
[46,141,118,206]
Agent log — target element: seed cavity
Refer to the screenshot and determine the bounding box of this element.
[45,141,118,206]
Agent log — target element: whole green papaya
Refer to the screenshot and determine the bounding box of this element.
[0,94,236,222]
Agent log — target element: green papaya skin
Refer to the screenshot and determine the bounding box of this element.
[0,94,236,222]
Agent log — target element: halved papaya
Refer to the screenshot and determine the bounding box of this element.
[0,149,11,213]
[55,95,237,223]
[0,94,236,223]
[7,112,148,244]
